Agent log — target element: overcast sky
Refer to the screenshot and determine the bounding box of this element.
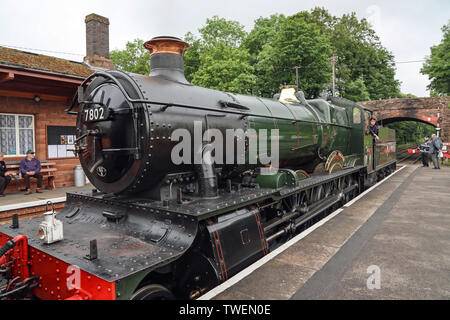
[0,0,448,97]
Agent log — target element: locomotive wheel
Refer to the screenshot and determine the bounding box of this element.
[282,192,306,213]
[312,185,325,203]
[130,284,175,300]
[282,194,297,213]
[324,182,333,198]
[342,175,353,203]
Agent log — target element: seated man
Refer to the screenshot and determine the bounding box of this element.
[19,150,43,195]
[0,152,13,197]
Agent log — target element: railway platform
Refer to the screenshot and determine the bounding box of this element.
[203,164,450,300]
[0,184,93,223]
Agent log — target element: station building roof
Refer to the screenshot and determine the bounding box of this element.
[0,46,92,78]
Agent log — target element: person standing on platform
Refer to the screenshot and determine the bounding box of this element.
[19,150,43,194]
[418,136,431,167]
[430,133,443,169]
[0,152,13,197]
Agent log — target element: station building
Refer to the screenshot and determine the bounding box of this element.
[0,14,114,192]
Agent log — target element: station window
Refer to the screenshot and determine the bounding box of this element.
[0,113,35,157]
[353,107,361,124]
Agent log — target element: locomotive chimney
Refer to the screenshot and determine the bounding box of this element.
[144,36,190,84]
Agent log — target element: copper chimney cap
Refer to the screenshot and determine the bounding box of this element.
[144,36,189,56]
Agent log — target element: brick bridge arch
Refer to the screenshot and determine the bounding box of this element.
[359,96,450,141]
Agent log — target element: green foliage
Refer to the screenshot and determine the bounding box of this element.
[198,16,247,48]
[242,8,400,99]
[110,39,150,75]
[191,43,255,94]
[243,14,286,58]
[397,93,417,98]
[243,14,287,97]
[421,21,450,96]
[183,32,202,82]
[249,12,332,98]
[306,8,400,99]
[184,16,255,94]
[342,78,370,102]
[386,121,435,145]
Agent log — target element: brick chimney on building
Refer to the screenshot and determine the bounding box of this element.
[83,13,115,69]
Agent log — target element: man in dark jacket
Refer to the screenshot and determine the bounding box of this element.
[19,150,43,194]
[0,152,13,197]
[430,134,443,169]
[418,136,431,167]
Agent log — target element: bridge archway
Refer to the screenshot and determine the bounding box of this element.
[359,96,450,141]
[378,116,436,127]
[382,118,436,147]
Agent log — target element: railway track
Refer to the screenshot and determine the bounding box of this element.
[397,144,422,164]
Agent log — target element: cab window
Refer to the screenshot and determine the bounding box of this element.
[353,107,361,124]
[364,110,372,134]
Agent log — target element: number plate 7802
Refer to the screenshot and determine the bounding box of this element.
[83,105,108,123]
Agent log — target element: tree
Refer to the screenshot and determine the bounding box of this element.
[421,21,450,96]
[243,14,287,97]
[183,32,202,82]
[246,11,332,98]
[198,16,247,48]
[397,93,417,98]
[308,9,400,99]
[343,78,370,102]
[191,43,255,94]
[243,14,286,58]
[110,39,150,75]
[243,8,400,100]
[183,16,255,94]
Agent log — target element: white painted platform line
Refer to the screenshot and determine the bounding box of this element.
[198,165,409,300]
[0,196,66,212]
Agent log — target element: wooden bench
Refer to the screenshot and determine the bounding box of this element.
[5,162,57,191]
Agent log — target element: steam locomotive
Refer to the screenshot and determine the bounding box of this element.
[0,36,396,300]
